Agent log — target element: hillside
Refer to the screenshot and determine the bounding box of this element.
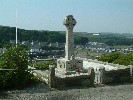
[0,25,133,46]
[0,26,65,43]
[0,26,88,46]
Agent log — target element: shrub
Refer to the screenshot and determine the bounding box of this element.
[98,52,133,66]
[98,52,121,63]
[33,60,56,69]
[0,45,33,89]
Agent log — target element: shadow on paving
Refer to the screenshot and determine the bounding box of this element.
[1,81,133,99]
[55,86,91,91]
[0,81,50,99]
[105,82,133,86]
[0,92,13,99]
[45,93,78,100]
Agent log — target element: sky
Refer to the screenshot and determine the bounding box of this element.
[0,0,133,33]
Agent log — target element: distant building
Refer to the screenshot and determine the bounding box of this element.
[75,44,84,50]
[22,41,29,45]
[86,42,109,51]
[57,43,65,48]
[39,42,48,47]
[49,42,58,47]
[10,40,20,44]
[30,41,42,52]
[30,45,42,53]
[0,48,7,53]
[93,33,99,36]
[31,41,39,46]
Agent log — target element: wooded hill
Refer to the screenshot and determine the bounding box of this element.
[0,25,132,46]
[0,26,65,43]
[75,32,133,46]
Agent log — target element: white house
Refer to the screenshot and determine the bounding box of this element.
[22,41,29,45]
[30,45,42,53]
[30,41,42,52]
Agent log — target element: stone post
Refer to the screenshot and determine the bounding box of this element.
[63,15,76,60]
[49,65,55,88]
[95,66,105,84]
[88,67,95,86]
[100,67,105,84]
[130,65,133,82]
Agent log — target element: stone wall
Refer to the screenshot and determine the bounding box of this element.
[103,68,132,84]
[29,66,95,88]
[49,67,95,88]
[84,59,133,84]
[95,67,133,84]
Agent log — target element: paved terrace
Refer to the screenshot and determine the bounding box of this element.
[83,59,118,71]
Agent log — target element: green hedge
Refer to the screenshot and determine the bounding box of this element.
[97,52,133,66]
[33,60,56,69]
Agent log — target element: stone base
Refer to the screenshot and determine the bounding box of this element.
[54,67,95,88]
[57,58,83,73]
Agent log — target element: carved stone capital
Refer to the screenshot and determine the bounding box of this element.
[63,15,76,29]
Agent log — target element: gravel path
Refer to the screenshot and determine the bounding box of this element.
[1,83,133,100]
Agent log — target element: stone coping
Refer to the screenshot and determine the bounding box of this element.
[55,72,90,78]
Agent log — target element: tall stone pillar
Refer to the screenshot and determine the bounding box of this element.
[57,15,83,72]
[63,15,76,60]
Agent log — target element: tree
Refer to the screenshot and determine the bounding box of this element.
[75,36,88,45]
[0,45,32,89]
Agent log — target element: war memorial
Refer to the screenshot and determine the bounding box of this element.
[48,15,133,88]
[51,15,95,87]
[29,15,133,88]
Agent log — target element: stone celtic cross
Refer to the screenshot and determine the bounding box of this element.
[63,15,76,60]
[57,15,83,73]
[63,15,77,29]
